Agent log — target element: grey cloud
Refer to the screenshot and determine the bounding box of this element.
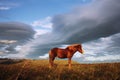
[0,22,35,41]
[52,0,120,43]
[110,33,120,47]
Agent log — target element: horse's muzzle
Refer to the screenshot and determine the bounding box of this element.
[81,49,84,54]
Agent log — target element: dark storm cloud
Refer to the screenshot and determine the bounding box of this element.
[0,22,35,41]
[52,0,120,43]
[27,0,120,59]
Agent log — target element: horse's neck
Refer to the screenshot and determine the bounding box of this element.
[66,47,77,54]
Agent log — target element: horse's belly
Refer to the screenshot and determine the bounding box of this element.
[55,49,67,58]
[58,56,67,58]
[57,53,67,58]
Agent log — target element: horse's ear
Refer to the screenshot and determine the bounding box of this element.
[79,44,82,47]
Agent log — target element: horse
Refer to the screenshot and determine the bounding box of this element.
[49,44,84,69]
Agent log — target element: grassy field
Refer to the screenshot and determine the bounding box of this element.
[0,59,120,80]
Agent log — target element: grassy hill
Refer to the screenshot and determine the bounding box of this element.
[0,59,120,80]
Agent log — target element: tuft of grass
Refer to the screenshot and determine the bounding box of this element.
[0,59,120,80]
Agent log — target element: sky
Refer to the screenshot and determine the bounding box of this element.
[0,0,120,63]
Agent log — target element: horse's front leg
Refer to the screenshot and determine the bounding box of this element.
[49,57,55,68]
[49,58,52,68]
[68,58,72,69]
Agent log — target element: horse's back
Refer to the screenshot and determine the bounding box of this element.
[50,48,58,52]
[50,48,67,53]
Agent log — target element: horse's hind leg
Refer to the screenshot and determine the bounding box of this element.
[49,50,56,68]
[49,58,52,68]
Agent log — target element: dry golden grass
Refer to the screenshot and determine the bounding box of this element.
[0,59,120,80]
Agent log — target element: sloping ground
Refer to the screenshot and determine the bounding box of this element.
[0,59,120,80]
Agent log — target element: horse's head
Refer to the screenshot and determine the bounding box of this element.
[66,44,84,54]
[73,44,84,54]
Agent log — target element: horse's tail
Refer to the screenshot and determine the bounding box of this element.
[49,50,52,58]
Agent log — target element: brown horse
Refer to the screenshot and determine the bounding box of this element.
[49,44,84,69]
